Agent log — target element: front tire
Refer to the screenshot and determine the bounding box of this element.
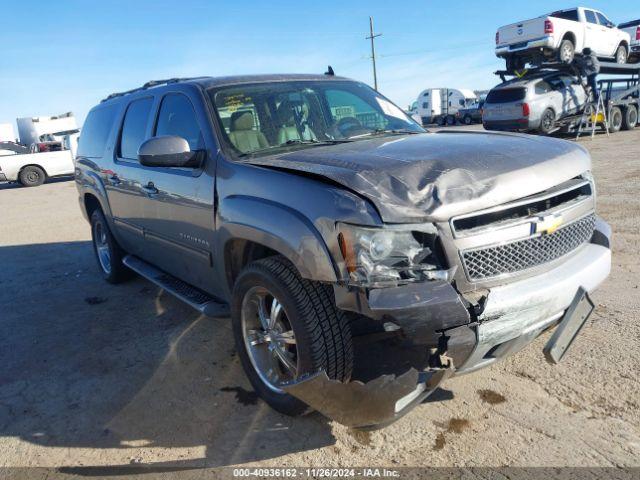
[558,39,575,64]
[18,166,46,187]
[231,256,353,416]
[615,45,628,64]
[90,209,131,284]
[463,115,472,125]
[622,105,638,130]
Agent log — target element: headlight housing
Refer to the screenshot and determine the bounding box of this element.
[337,223,455,288]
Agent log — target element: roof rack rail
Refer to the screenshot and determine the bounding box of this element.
[100,77,200,103]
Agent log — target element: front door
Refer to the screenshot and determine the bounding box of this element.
[137,91,221,297]
[584,10,608,56]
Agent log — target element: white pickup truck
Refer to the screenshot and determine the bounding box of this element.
[0,148,75,187]
[496,7,631,70]
[619,19,640,63]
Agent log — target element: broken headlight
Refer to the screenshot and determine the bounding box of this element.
[337,223,455,288]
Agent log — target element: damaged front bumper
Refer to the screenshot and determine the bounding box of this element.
[285,218,610,429]
[283,367,453,430]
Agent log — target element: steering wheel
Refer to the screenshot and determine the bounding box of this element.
[336,116,366,136]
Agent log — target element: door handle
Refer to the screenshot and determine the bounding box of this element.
[142,182,158,195]
[108,174,121,185]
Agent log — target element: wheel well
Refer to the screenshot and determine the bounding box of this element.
[619,40,629,50]
[84,193,102,219]
[562,32,576,46]
[224,239,280,290]
[19,164,47,178]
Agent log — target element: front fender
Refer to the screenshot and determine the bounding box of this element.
[218,195,338,283]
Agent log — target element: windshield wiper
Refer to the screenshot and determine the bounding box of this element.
[347,128,422,139]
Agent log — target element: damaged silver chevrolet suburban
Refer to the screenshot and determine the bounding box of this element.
[75,74,611,429]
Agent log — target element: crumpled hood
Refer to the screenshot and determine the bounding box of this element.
[244,130,591,223]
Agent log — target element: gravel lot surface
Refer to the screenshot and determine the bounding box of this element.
[0,127,638,469]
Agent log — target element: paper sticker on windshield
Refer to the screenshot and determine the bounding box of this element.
[223,94,252,113]
[376,98,407,120]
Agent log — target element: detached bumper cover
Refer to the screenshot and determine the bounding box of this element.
[457,217,611,374]
[282,367,452,430]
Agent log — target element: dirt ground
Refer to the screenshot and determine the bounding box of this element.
[0,127,639,469]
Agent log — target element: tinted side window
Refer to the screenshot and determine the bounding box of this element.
[535,81,553,94]
[585,10,598,24]
[155,94,204,150]
[118,97,154,160]
[77,105,118,158]
[596,12,611,26]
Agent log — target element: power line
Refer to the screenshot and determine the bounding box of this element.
[366,16,382,91]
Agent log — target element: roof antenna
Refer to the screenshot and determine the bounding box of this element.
[325,65,335,76]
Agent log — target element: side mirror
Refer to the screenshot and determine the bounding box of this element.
[138,135,200,168]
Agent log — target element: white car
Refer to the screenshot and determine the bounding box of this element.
[496,7,631,70]
[619,19,640,63]
[0,149,75,187]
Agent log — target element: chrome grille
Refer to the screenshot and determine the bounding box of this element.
[461,214,596,281]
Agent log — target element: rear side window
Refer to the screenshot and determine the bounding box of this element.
[77,105,118,158]
[118,97,154,160]
[486,88,526,104]
[585,10,598,24]
[155,94,204,150]
[550,10,579,21]
[535,81,553,94]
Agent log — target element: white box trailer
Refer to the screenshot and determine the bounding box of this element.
[415,88,478,125]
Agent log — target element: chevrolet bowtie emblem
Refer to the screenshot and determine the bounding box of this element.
[532,214,563,235]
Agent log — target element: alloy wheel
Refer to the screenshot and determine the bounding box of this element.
[93,220,112,274]
[241,286,298,393]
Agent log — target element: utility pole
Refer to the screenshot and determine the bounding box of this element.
[366,16,382,91]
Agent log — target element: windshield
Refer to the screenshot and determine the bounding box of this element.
[208,80,424,157]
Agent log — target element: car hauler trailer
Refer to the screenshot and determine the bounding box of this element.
[489,61,640,135]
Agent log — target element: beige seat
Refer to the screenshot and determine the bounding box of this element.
[228,111,269,153]
[276,101,316,144]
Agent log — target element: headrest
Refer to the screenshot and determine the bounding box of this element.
[230,111,254,131]
[277,100,297,125]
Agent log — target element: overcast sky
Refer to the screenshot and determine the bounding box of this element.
[1,0,637,129]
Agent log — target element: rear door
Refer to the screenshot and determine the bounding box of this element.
[137,90,220,296]
[108,96,155,254]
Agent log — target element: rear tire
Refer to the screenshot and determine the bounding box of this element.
[539,108,556,135]
[436,116,445,126]
[90,209,131,284]
[231,255,353,416]
[18,166,46,187]
[558,39,575,64]
[622,105,638,130]
[615,45,628,64]
[446,115,456,126]
[609,106,623,133]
